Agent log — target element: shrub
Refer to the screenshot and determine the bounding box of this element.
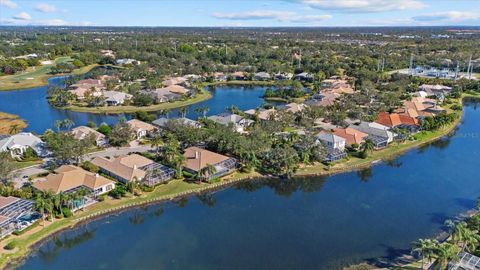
[62,207,73,218]
[4,241,16,250]
[97,195,105,202]
[81,161,99,173]
[97,123,111,135]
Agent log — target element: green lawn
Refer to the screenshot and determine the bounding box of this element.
[0,57,98,91]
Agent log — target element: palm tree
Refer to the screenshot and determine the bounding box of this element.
[179,107,188,118]
[54,120,63,131]
[150,135,163,154]
[8,124,20,135]
[434,242,460,270]
[33,195,47,226]
[361,138,375,153]
[197,164,217,181]
[62,119,75,130]
[412,239,438,269]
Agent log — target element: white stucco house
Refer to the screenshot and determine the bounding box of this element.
[0,133,48,158]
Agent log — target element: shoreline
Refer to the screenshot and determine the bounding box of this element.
[1,94,478,269]
[0,112,27,135]
[61,90,213,114]
[58,80,279,114]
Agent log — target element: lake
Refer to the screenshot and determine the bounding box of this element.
[12,97,480,269]
[0,77,273,134]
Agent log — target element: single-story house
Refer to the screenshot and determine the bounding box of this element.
[254,72,271,81]
[157,85,189,95]
[183,147,237,180]
[230,71,246,80]
[92,154,175,186]
[103,91,133,106]
[316,132,347,162]
[0,196,36,238]
[33,165,115,210]
[0,132,48,158]
[376,112,420,132]
[283,103,307,114]
[244,108,277,121]
[396,97,445,118]
[293,72,314,82]
[333,127,369,146]
[126,119,156,139]
[70,126,108,147]
[152,117,201,130]
[304,92,341,107]
[162,77,187,86]
[419,84,453,97]
[68,86,103,100]
[208,113,254,133]
[147,88,182,103]
[349,122,395,149]
[116,58,140,65]
[213,72,227,82]
[274,73,293,80]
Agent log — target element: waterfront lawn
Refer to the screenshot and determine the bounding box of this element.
[63,90,212,113]
[12,160,43,170]
[0,57,97,91]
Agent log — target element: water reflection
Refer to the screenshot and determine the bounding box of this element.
[37,227,96,262]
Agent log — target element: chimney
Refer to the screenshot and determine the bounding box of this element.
[133,165,137,170]
[95,173,99,178]
[195,151,199,159]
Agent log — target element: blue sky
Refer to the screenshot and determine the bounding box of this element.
[0,0,479,27]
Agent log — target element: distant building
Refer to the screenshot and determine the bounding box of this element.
[254,72,271,81]
[116,58,140,65]
[152,117,201,130]
[208,113,254,133]
[183,147,237,180]
[103,91,132,106]
[70,126,108,147]
[419,84,453,97]
[230,71,246,80]
[282,103,307,114]
[244,108,277,121]
[274,72,293,80]
[293,72,314,82]
[126,119,156,139]
[162,77,187,86]
[213,72,227,82]
[349,122,395,149]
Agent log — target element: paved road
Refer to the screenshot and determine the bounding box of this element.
[11,145,154,188]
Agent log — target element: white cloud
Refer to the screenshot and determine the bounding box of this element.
[299,0,426,13]
[0,0,17,8]
[412,11,480,22]
[12,12,31,20]
[212,10,331,23]
[1,18,94,26]
[35,3,57,13]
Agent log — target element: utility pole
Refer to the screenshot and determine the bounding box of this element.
[454,61,459,81]
[82,36,85,45]
[409,54,414,75]
[382,58,385,72]
[467,55,473,79]
[298,49,301,69]
[224,43,227,56]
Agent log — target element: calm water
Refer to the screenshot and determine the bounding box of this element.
[0,77,271,134]
[13,101,480,269]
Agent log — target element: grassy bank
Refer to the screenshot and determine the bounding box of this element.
[0,57,98,91]
[1,93,478,269]
[62,90,212,114]
[0,112,27,135]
